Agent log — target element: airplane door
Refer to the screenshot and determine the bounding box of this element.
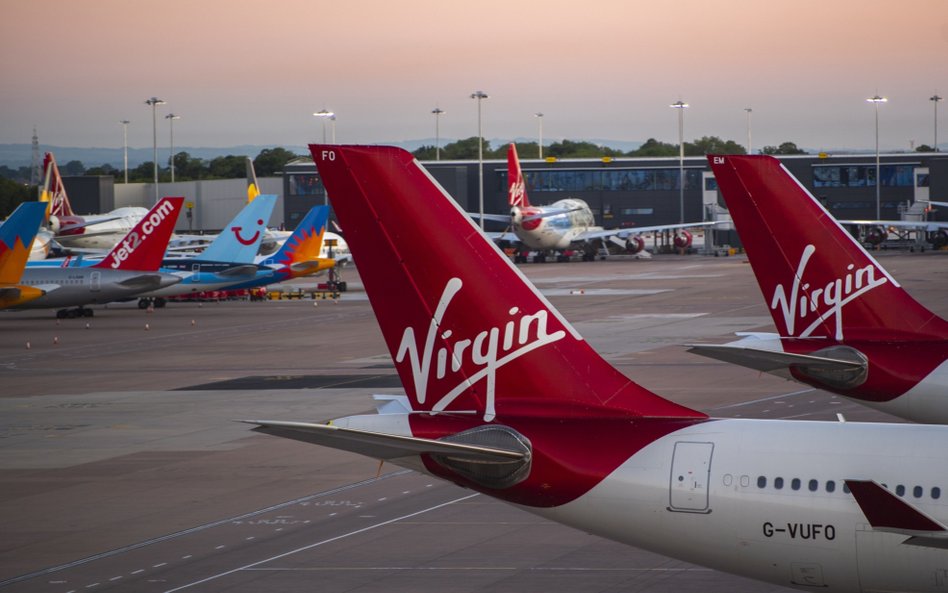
[669,441,713,513]
[90,271,101,292]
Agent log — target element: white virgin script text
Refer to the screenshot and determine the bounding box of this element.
[396,277,566,422]
[770,244,888,340]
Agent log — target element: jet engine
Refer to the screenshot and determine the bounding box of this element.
[865,226,887,246]
[625,235,645,254]
[673,230,693,249]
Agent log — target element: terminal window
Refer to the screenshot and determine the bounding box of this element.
[812,165,914,188]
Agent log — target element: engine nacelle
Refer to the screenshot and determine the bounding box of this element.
[929,230,948,249]
[625,235,645,254]
[673,230,693,249]
[865,226,887,246]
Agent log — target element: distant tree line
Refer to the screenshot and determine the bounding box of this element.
[411,136,811,160]
[0,147,303,187]
[0,138,877,217]
[0,147,302,217]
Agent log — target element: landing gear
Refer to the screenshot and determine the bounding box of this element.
[56,307,94,319]
[137,297,167,309]
[532,253,547,263]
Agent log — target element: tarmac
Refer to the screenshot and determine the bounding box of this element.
[0,252,942,593]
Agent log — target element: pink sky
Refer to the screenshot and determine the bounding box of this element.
[1,0,946,152]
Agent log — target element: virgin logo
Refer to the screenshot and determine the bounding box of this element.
[509,178,526,207]
[770,244,888,340]
[395,277,566,422]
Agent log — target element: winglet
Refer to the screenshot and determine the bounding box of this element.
[246,157,260,204]
[309,144,704,422]
[93,197,184,271]
[846,479,948,535]
[507,143,529,207]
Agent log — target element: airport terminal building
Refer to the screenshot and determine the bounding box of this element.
[64,151,948,247]
[283,151,948,246]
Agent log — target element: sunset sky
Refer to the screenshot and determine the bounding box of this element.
[2,0,946,152]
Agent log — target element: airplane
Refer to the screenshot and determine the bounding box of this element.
[39,152,150,251]
[688,155,948,424]
[0,202,52,308]
[217,205,336,292]
[489,143,717,262]
[247,144,948,593]
[12,197,184,317]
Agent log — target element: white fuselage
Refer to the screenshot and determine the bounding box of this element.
[511,199,599,251]
[53,207,149,250]
[14,267,181,308]
[336,412,948,593]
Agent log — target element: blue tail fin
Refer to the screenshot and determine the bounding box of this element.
[267,206,330,265]
[196,194,277,263]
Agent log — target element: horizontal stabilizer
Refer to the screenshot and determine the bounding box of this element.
[289,258,335,273]
[243,420,526,462]
[117,274,169,290]
[846,480,948,541]
[687,343,864,373]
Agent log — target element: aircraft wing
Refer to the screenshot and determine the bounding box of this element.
[117,274,176,291]
[485,231,519,242]
[471,213,511,223]
[243,420,526,462]
[838,219,948,232]
[846,480,948,548]
[577,220,723,242]
[686,343,865,374]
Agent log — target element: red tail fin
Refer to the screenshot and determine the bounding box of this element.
[41,153,74,217]
[93,197,183,271]
[310,145,702,421]
[507,143,529,208]
[708,155,948,340]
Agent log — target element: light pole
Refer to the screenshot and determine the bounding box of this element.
[744,108,753,154]
[535,112,544,159]
[867,95,887,219]
[313,109,335,143]
[670,100,689,224]
[165,113,180,183]
[931,94,943,152]
[432,107,444,160]
[145,97,165,204]
[471,90,489,230]
[119,119,130,184]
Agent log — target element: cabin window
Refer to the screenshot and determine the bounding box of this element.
[774,477,784,490]
[825,481,836,493]
[914,486,923,498]
[757,476,767,488]
[791,478,801,491]
[808,479,818,492]
[896,485,906,497]
[933,487,942,500]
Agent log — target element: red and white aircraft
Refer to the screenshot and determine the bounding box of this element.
[247,145,948,593]
[690,155,948,424]
[40,152,149,251]
[493,143,714,262]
